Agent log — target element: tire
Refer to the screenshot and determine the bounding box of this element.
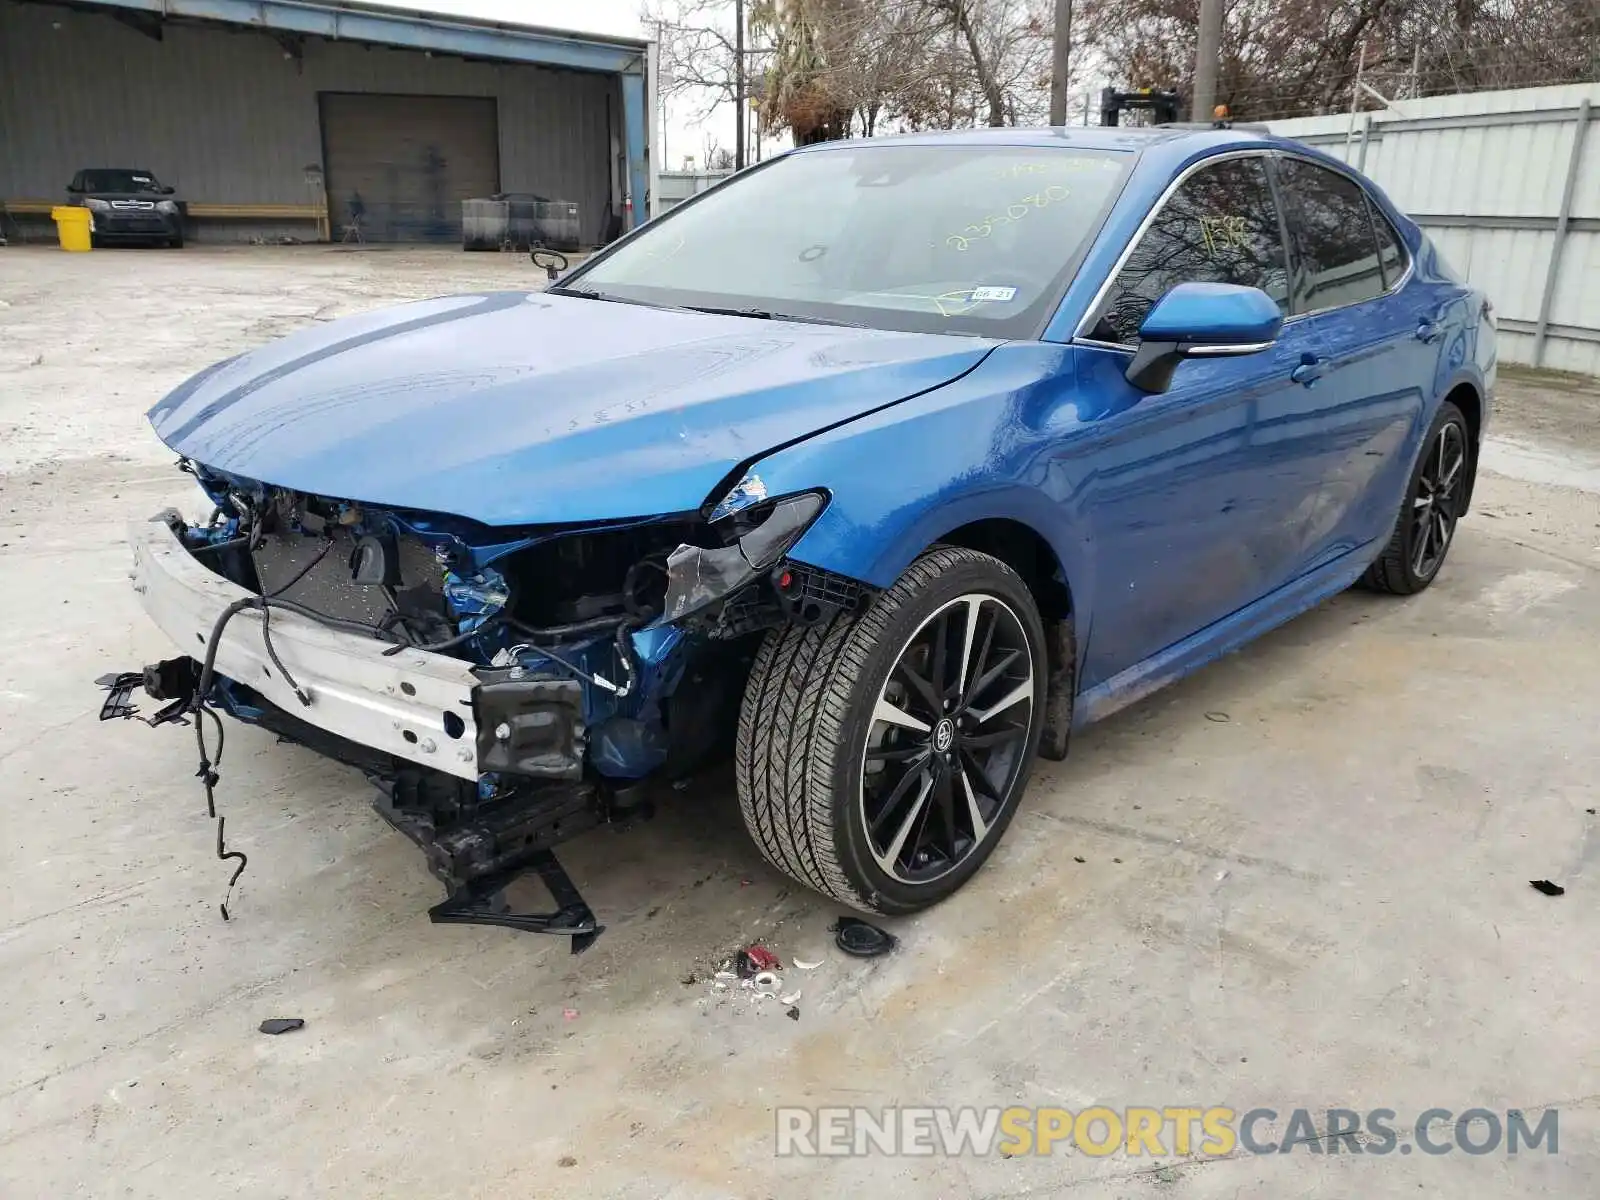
[735,547,1048,914]
[168,234,184,249]
[1359,399,1470,595]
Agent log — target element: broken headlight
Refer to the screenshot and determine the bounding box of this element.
[660,489,827,622]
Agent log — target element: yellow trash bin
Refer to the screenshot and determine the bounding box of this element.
[51,205,93,252]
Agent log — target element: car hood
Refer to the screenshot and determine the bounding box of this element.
[149,291,997,525]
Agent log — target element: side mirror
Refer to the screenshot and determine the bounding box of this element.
[162,185,176,195]
[66,183,81,194]
[1125,282,1283,393]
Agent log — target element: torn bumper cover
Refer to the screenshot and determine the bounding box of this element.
[130,517,485,779]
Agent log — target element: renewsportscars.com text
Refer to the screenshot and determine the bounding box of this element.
[775,1106,1559,1158]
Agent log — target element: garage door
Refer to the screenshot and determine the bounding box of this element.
[320,93,499,243]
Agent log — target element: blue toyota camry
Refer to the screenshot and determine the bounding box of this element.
[116,125,1494,947]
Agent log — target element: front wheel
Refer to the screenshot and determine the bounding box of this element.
[1359,399,1469,594]
[735,547,1047,914]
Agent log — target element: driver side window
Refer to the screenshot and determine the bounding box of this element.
[1089,156,1290,345]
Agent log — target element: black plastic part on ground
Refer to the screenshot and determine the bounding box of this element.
[832,916,897,957]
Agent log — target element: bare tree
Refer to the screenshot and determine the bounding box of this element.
[1075,0,1599,121]
[749,0,1057,141]
[645,0,772,140]
[751,0,952,140]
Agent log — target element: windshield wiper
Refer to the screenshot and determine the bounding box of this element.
[552,291,868,328]
[548,286,668,310]
[680,305,867,329]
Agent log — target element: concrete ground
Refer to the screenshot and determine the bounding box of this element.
[2,245,1598,1198]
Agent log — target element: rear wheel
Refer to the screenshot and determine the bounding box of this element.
[1360,400,1469,594]
[735,547,1047,913]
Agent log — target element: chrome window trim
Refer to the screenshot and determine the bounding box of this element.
[1071,145,1416,351]
[1075,335,1134,355]
[1186,340,1277,356]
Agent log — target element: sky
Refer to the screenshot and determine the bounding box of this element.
[382,0,748,169]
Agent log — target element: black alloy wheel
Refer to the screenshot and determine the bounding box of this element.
[1409,418,1467,580]
[1360,399,1471,595]
[736,547,1048,913]
[862,593,1035,885]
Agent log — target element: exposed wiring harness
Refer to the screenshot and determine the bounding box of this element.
[505,617,641,697]
[188,504,381,918]
[190,592,396,918]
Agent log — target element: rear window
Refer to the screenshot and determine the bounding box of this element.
[564,145,1132,338]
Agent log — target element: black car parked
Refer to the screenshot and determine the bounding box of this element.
[68,168,184,248]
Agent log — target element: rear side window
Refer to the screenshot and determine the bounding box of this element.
[1369,200,1408,289]
[1274,158,1385,312]
[1088,156,1290,344]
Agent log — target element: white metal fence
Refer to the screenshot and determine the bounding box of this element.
[657,169,732,213]
[1268,82,1600,375]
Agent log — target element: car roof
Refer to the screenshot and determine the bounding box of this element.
[783,125,1365,195]
[789,124,1276,155]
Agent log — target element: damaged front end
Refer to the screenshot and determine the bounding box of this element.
[104,463,869,951]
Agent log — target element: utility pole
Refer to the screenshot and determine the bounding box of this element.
[734,0,746,169]
[1192,0,1222,121]
[1048,0,1073,126]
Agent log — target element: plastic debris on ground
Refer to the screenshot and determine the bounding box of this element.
[747,970,783,997]
[735,944,781,976]
[258,1018,305,1035]
[562,1007,580,1020]
[832,916,897,958]
[698,946,821,1019]
[1530,879,1566,896]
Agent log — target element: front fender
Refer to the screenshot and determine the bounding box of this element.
[740,341,1095,616]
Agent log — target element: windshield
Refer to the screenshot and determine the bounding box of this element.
[565,144,1131,337]
[78,169,163,193]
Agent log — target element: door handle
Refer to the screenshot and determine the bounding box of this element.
[1290,357,1325,386]
[1416,320,1443,344]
